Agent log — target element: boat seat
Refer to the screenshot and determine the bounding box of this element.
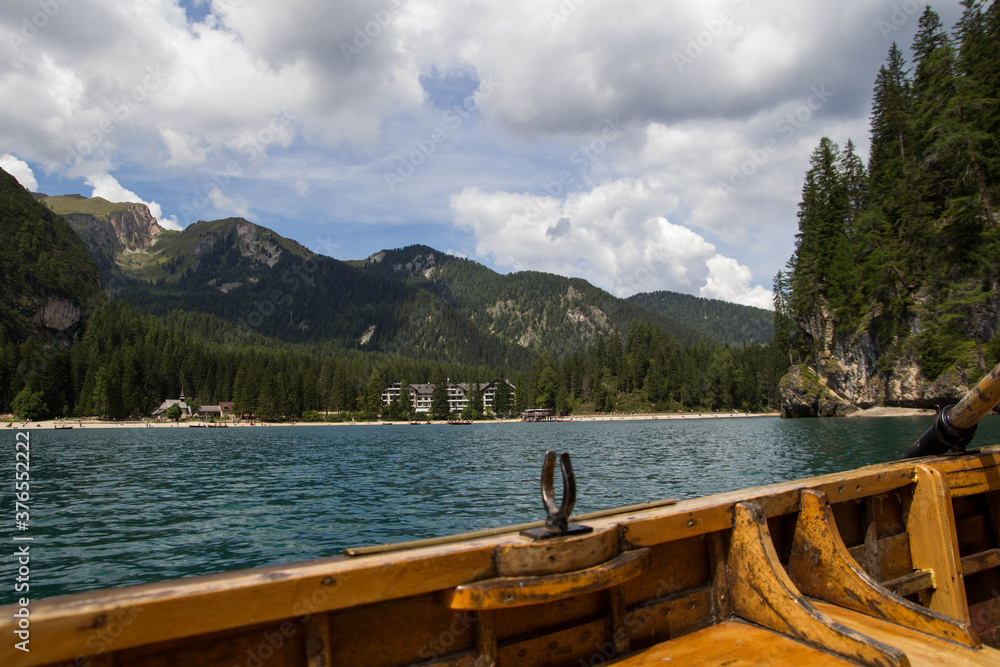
[816,602,1000,666]
[609,620,857,666]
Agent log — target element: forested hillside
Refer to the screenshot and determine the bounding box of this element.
[775,3,1000,416]
[355,245,714,355]
[1,166,787,420]
[44,199,536,369]
[0,170,101,343]
[532,320,785,415]
[627,291,773,345]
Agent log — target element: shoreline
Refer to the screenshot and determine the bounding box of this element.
[2,408,948,430]
[847,406,936,418]
[2,411,781,430]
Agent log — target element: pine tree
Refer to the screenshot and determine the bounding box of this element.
[840,139,868,235]
[789,138,851,322]
[864,43,930,303]
[869,43,915,201]
[772,270,797,365]
[430,370,451,420]
[492,377,513,418]
[530,353,558,409]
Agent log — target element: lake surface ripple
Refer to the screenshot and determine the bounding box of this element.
[5,415,999,603]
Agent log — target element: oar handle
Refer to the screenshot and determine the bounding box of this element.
[904,361,1000,458]
[950,362,1000,430]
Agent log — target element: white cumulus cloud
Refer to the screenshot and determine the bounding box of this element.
[207,188,252,219]
[0,154,38,191]
[701,255,774,309]
[0,0,961,304]
[451,177,773,308]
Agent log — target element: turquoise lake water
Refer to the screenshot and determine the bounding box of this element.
[4,415,1000,604]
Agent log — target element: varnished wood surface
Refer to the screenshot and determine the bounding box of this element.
[727,502,908,667]
[445,549,649,610]
[908,464,971,621]
[817,602,1000,666]
[494,525,618,576]
[788,489,978,647]
[609,621,857,666]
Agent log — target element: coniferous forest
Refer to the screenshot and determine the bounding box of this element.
[775,3,1000,390]
[1,297,785,422]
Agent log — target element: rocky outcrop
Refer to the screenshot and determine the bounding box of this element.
[107,203,164,253]
[66,203,164,256]
[33,295,83,333]
[232,219,285,267]
[779,365,858,417]
[779,294,998,417]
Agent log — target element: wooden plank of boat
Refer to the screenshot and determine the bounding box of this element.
[608,620,858,666]
[816,603,998,667]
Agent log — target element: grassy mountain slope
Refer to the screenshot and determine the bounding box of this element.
[354,245,718,356]
[627,291,774,345]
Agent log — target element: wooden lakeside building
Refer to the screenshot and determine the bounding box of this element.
[521,407,556,422]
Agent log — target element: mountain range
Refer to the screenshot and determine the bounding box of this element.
[7,171,773,370]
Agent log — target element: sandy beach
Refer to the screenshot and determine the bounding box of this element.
[847,406,935,418]
[3,407,945,430]
[2,411,782,430]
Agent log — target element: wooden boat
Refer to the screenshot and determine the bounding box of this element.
[6,371,1000,666]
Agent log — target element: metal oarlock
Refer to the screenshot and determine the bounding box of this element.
[903,405,978,458]
[521,450,593,540]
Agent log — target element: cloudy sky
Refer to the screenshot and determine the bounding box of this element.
[1,0,962,309]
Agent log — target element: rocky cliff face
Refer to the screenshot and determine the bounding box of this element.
[64,203,164,259]
[32,295,84,337]
[779,295,996,417]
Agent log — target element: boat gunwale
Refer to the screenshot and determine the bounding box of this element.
[3,446,1000,667]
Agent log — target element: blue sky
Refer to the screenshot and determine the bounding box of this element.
[1,0,964,309]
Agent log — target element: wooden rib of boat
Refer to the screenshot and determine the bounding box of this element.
[5,445,1000,666]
